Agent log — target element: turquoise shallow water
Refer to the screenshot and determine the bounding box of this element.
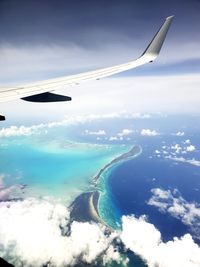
[98,168,122,229]
[0,134,130,203]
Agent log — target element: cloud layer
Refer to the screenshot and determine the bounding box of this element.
[0,198,120,267]
[1,196,200,267]
[121,215,200,267]
[141,129,160,136]
[0,112,151,137]
[148,188,200,237]
[1,74,200,124]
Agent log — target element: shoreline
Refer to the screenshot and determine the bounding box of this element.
[92,145,142,185]
[69,191,104,224]
[69,145,142,226]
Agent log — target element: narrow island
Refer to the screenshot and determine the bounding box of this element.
[69,145,142,226]
[92,145,142,184]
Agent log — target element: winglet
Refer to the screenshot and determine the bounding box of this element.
[141,16,174,61]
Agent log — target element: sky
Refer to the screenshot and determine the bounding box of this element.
[1,2,200,266]
[0,0,200,125]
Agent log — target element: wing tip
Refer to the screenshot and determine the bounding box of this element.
[141,15,174,60]
[166,15,174,20]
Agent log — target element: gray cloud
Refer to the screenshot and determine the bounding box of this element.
[0,0,199,45]
[0,0,200,87]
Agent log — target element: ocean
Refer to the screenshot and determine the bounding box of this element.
[1,115,200,267]
[98,138,200,244]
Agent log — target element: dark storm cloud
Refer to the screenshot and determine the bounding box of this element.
[0,0,199,47]
[0,0,199,83]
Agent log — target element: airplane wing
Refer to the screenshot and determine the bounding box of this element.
[0,16,173,120]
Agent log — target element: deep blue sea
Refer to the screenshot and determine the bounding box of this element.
[102,151,198,239]
[97,130,200,246]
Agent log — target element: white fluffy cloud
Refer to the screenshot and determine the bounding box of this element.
[109,136,118,141]
[121,215,200,267]
[186,145,196,152]
[107,129,134,142]
[1,196,200,267]
[171,144,182,154]
[184,139,191,144]
[141,129,160,136]
[85,129,106,136]
[0,198,121,267]
[117,129,133,137]
[0,112,152,137]
[175,131,185,136]
[0,125,43,137]
[155,140,197,160]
